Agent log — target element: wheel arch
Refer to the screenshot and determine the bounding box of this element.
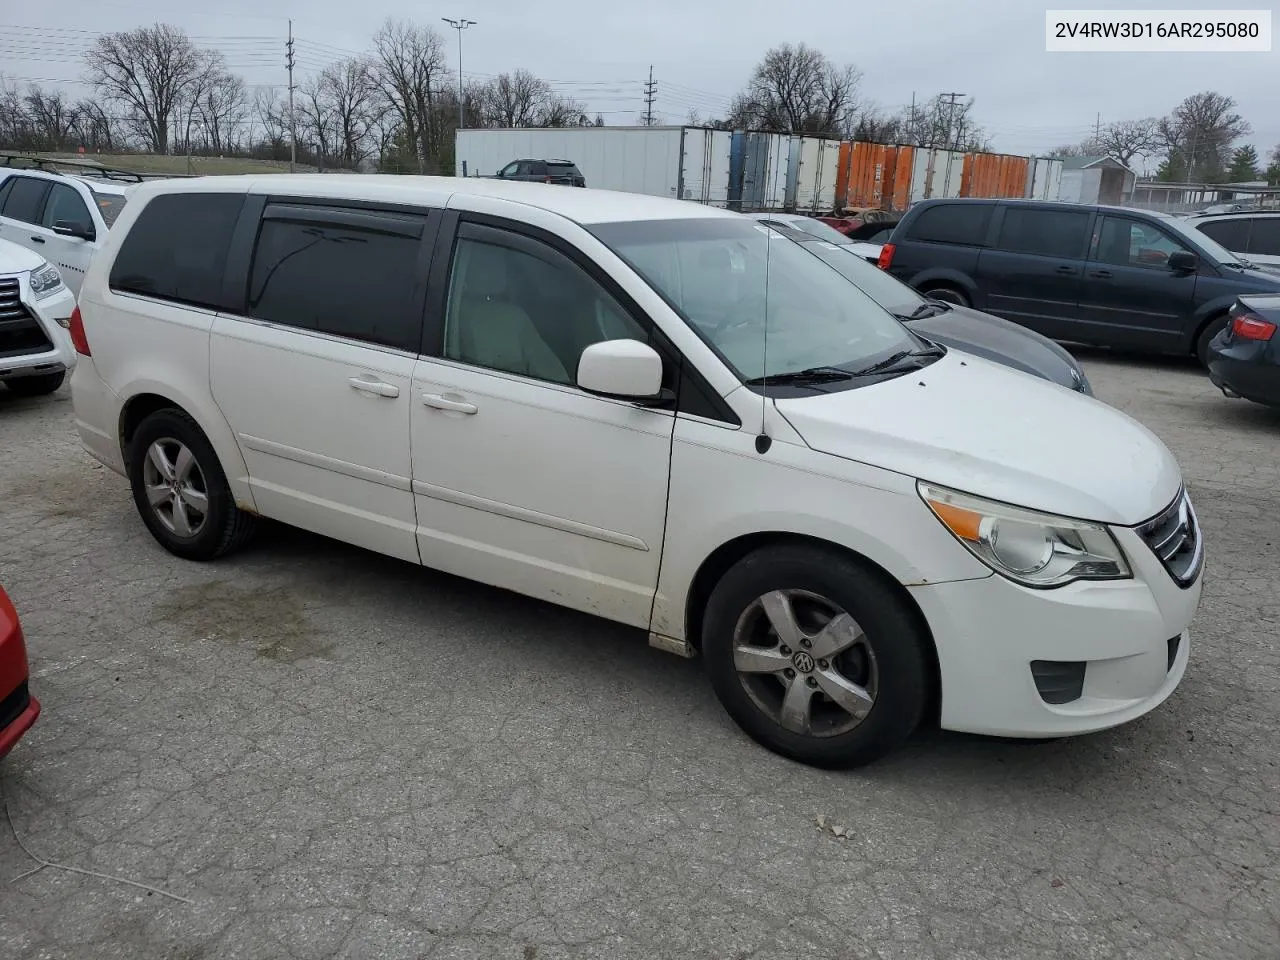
[683,531,942,724]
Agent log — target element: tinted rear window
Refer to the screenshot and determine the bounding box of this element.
[1,177,50,224]
[547,163,581,177]
[906,204,991,246]
[1247,219,1280,256]
[1196,218,1250,251]
[109,193,243,309]
[995,207,1091,259]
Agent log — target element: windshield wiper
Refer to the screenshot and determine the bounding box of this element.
[743,366,855,386]
[897,302,944,321]
[850,345,945,378]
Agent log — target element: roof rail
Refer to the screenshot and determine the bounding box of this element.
[0,153,193,182]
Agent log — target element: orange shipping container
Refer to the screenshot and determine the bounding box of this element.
[961,153,1029,199]
[836,141,917,213]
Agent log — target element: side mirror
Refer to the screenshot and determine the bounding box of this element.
[53,220,95,242]
[1168,250,1198,274]
[576,339,672,406]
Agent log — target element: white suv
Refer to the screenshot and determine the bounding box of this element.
[1189,211,1280,272]
[0,166,131,296]
[0,236,77,396]
[70,175,1202,767]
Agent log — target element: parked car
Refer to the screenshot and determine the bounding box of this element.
[491,159,586,187]
[71,176,1201,768]
[1206,294,1280,408]
[845,218,899,245]
[748,212,883,263]
[0,166,130,296]
[1188,212,1280,273]
[0,236,78,396]
[880,198,1280,365]
[0,584,40,760]
[1195,202,1253,216]
[762,223,1092,395]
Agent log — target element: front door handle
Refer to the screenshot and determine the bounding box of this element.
[1054,265,1077,274]
[348,376,399,398]
[1089,269,1113,279]
[29,236,45,244]
[422,392,477,415]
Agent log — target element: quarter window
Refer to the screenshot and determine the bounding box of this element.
[995,207,1091,259]
[246,208,427,353]
[907,204,991,246]
[109,192,243,309]
[444,227,647,386]
[1247,219,1280,257]
[1,177,50,225]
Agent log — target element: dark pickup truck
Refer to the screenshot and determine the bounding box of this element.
[492,159,586,187]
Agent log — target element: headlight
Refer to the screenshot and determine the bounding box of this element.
[29,262,65,300]
[919,482,1130,588]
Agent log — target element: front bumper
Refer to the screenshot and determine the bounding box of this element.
[0,282,76,379]
[0,684,40,760]
[910,525,1201,738]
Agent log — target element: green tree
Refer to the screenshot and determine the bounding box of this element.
[1228,144,1259,181]
[1265,144,1280,185]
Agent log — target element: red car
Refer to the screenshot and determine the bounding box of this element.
[0,585,39,758]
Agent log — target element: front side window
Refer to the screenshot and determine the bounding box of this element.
[444,227,646,385]
[499,162,520,177]
[109,192,243,309]
[995,207,1091,259]
[41,183,92,231]
[1,177,50,225]
[1095,217,1192,269]
[591,218,919,383]
[247,210,425,353]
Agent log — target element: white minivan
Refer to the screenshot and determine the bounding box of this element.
[69,176,1203,767]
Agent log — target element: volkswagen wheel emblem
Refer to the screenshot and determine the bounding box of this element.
[792,651,815,674]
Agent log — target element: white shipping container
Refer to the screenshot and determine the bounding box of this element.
[909,148,966,204]
[453,127,731,205]
[786,137,840,213]
[1026,157,1065,201]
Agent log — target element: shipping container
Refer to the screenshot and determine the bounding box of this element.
[728,131,788,210]
[453,126,732,204]
[785,137,841,213]
[1025,157,1064,201]
[835,141,922,213]
[909,148,966,203]
[960,153,1030,199]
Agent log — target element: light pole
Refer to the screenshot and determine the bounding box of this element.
[441,18,476,132]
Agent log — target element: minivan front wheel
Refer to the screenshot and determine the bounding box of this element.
[702,546,929,768]
[128,408,256,561]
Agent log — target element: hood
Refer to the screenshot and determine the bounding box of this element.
[774,351,1181,526]
[0,238,47,276]
[909,305,1082,390]
[1227,264,1280,288]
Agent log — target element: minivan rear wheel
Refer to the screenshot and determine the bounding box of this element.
[922,284,969,307]
[701,545,929,768]
[127,408,256,561]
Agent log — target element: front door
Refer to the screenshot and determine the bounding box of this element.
[1076,215,1199,349]
[409,219,675,628]
[37,182,98,295]
[974,204,1092,339]
[210,201,436,564]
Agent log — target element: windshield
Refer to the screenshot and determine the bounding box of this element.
[590,218,919,383]
[92,190,127,227]
[1155,212,1240,264]
[793,239,926,316]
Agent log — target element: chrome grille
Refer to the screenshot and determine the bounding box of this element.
[0,277,52,358]
[1136,489,1203,588]
[0,277,28,321]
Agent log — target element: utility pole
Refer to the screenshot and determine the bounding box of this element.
[1094,112,1102,145]
[286,20,296,173]
[644,66,656,126]
[442,18,476,133]
[909,91,916,143]
[940,92,965,150]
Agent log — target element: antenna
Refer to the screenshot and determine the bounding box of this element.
[754,227,773,455]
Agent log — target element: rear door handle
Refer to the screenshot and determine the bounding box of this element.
[1054,265,1077,274]
[347,376,400,398]
[422,393,477,415]
[29,236,45,244]
[1089,269,1113,279]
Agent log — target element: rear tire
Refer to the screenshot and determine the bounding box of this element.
[701,545,930,769]
[1195,315,1229,368]
[5,371,65,396]
[127,408,256,561]
[922,284,970,307]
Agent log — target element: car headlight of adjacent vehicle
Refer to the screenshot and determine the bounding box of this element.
[29,262,65,300]
[919,482,1130,588]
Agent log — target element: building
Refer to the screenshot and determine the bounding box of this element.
[1057,155,1137,205]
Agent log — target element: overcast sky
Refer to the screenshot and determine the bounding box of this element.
[4,0,1276,172]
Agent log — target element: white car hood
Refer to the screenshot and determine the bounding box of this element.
[774,351,1181,526]
[0,237,46,275]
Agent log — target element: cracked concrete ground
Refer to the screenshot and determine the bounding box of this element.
[1,351,1278,960]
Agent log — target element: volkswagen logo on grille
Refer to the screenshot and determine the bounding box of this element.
[792,651,816,674]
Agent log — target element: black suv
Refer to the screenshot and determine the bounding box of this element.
[492,159,586,187]
[880,197,1280,363]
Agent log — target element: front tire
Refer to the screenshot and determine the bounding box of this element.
[702,545,930,769]
[127,408,255,561]
[1195,315,1228,368]
[5,371,65,396]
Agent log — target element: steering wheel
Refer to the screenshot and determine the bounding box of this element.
[709,292,769,335]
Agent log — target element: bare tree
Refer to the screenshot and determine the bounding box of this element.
[371,18,450,173]
[537,93,588,128]
[295,74,337,167]
[1093,118,1158,167]
[73,99,120,152]
[322,59,380,168]
[727,43,860,135]
[23,87,80,150]
[85,23,206,153]
[482,69,548,127]
[194,65,247,154]
[0,75,26,147]
[1157,91,1251,182]
[253,87,290,159]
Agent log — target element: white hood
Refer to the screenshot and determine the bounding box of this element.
[0,237,47,276]
[774,352,1181,526]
